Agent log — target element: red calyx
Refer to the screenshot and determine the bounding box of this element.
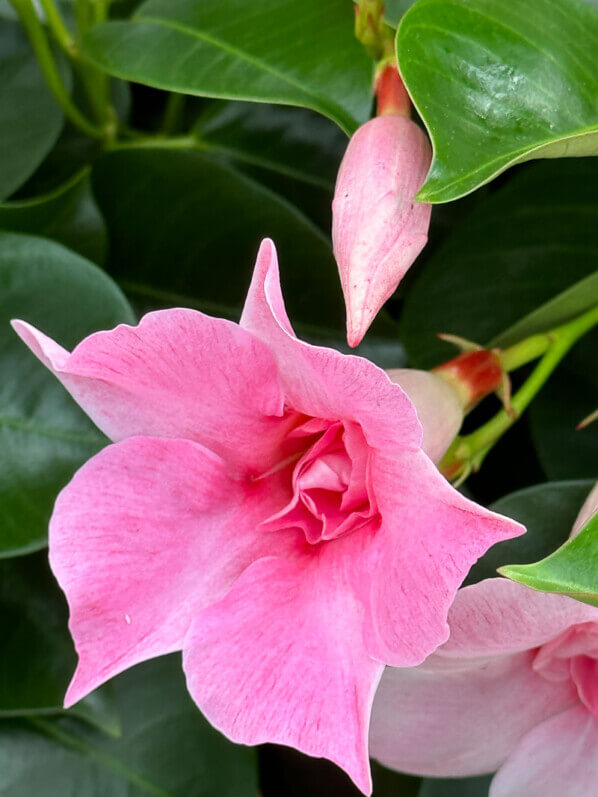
[433,349,504,410]
[374,63,411,117]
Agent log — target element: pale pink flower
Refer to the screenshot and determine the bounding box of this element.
[13,239,521,794]
[332,115,432,347]
[370,483,598,796]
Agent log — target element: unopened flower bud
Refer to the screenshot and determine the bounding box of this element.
[332,115,432,347]
[374,62,411,117]
[387,369,464,463]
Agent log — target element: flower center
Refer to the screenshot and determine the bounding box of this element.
[260,415,379,544]
[533,621,598,718]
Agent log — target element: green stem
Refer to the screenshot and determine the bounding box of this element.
[38,0,77,55]
[441,304,598,481]
[10,0,108,140]
[161,93,186,134]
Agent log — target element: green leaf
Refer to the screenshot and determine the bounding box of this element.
[0,232,135,557]
[529,333,598,479]
[81,0,372,134]
[0,20,69,200]
[195,101,346,190]
[0,169,106,264]
[399,160,598,368]
[0,552,119,735]
[491,272,598,348]
[466,480,594,584]
[397,0,598,202]
[0,656,258,796]
[91,147,402,365]
[419,775,493,797]
[500,514,598,606]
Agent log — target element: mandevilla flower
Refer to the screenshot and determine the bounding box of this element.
[13,239,522,794]
[370,483,598,797]
[332,66,432,348]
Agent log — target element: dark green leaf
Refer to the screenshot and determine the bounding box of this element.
[0,552,119,734]
[0,232,134,557]
[0,656,258,796]
[419,775,493,797]
[0,20,69,200]
[195,101,346,189]
[0,169,106,263]
[385,1,417,27]
[397,0,598,202]
[81,0,372,134]
[92,146,403,364]
[500,514,598,607]
[529,333,598,479]
[466,480,594,584]
[399,160,598,368]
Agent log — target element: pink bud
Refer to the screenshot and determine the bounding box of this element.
[332,115,432,347]
[571,482,598,537]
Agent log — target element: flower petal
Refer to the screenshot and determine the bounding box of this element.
[490,706,598,797]
[240,239,422,453]
[183,553,384,795]
[50,436,297,707]
[441,578,598,659]
[12,309,286,472]
[349,450,525,667]
[370,651,576,777]
[571,481,598,537]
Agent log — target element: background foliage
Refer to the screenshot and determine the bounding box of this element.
[0,0,596,794]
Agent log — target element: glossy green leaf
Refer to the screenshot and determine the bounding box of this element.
[500,514,598,606]
[419,775,493,797]
[0,20,69,200]
[491,272,598,348]
[81,0,372,134]
[91,147,402,364]
[399,160,598,368]
[195,101,346,189]
[529,333,598,479]
[0,169,106,263]
[0,232,134,557]
[0,552,119,735]
[397,0,598,202]
[466,480,594,584]
[0,656,258,796]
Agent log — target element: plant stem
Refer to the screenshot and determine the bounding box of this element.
[38,0,77,55]
[161,93,186,134]
[440,304,598,481]
[10,0,109,140]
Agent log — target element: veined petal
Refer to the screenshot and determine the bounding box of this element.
[349,450,524,667]
[490,706,598,797]
[50,436,297,707]
[441,579,598,659]
[183,554,384,795]
[370,651,575,777]
[12,309,286,472]
[240,239,422,454]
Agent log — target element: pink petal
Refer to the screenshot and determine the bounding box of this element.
[490,706,598,797]
[50,436,298,707]
[12,309,286,473]
[370,650,576,777]
[183,553,384,795]
[349,450,524,667]
[387,369,464,463]
[441,578,598,659]
[571,481,598,537]
[240,239,423,454]
[332,116,432,347]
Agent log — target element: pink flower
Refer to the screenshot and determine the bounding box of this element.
[12,239,521,794]
[332,115,432,347]
[370,483,598,796]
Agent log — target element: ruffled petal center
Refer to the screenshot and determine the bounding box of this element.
[260,415,379,544]
[533,621,598,717]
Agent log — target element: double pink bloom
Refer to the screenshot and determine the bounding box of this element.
[371,486,598,796]
[14,240,521,793]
